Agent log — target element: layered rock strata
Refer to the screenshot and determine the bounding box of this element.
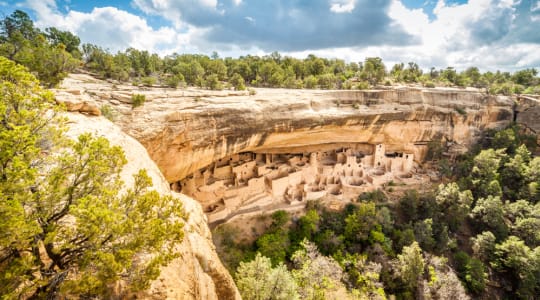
[58,74,514,184]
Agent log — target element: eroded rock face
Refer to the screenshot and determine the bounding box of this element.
[59,75,514,183]
[65,113,240,300]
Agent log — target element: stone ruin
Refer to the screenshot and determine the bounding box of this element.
[172,143,419,223]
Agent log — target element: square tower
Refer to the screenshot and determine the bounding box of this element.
[373,144,385,168]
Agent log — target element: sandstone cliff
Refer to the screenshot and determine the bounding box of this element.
[57,74,514,183]
[64,113,240,300]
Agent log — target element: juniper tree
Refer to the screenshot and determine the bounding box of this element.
[0,56,185,299]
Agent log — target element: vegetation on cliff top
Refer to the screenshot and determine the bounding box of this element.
[0,57,185,298]
[214,126,540,299]
[1,10,539,94]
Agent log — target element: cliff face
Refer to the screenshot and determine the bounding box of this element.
[57,74,514,183]
[65,113,240,300]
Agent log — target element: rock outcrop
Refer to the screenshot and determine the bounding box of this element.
[65,113,240,300]
[59,74,514,183]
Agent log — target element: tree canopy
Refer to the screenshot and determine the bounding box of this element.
[0,56,185,298]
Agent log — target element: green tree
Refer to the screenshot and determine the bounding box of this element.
[342,253,386,299]
[230,73,246,90]
[390,63,404,82]
[291,240,350,300]
[0,57,185,298]
[414,218,435,251]
[397,241,425,291]
[0,10,39,59]
[291,209,320,243]
[465,258,487,294]
[344,201,378,245]
[471,231,496,262]
[402,62,422,83]
[463,67,482,87]
[45,27,81,58]
[0,11,79,87]
[492,236,540,298]
[205,73,223,90]
[256,231,289,265]
[360,57,386,86]
[470,149,505,198]
[471,195,508,239]
[435,183,473,231]
[317,73,337,89]
[235,253,299,300]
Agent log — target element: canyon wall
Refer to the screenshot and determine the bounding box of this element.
[65,113,240,300]
[57,75,514,183]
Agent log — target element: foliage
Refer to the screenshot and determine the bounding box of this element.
[291,240,351,300]
[205,73,222,90]
[491,236,540,298]
[164,74,184,88]
[0,10,79,87]
[222,124,540,298]
[230,73,246,90]
[2,10,538,93]
[131,93,146,108]
[397,242,425,291]
[435,183,472,231]
[140,76,156,87]
[359,57,386,86]
[0,57,184,298]
[100,104,115,121]
[235,253,299,300]
[422,255,470,299]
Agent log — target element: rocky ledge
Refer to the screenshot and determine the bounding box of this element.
[56,74,514,184]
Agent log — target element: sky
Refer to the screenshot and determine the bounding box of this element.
[1,0,539,71]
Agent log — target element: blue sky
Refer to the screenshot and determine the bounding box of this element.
[2,0,539,71]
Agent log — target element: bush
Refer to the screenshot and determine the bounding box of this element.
[131,93,146,108]
[100,104,115,121]
[304,75,318,89]
[356,81,370,90]
[140,76,156,87]
[318,73,337,89]
[165,74,185,88]
[248,88,257,96]
[342,80,354,90]
[454,106,466,115]
[205,74,222,90]
[424,81,435,88]
[230,73,246,91]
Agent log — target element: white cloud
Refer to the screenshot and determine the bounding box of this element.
[330,0,357,13]
[18,0,540,71]
[24,0,205,54]
[381,0,536,71]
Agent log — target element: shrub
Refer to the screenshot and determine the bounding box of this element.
[230,73,246,91]
[205,74,222,90]
[424,81,435,88]
[356,81,370,90]
[304,75,318,89]
[165,74,185,88]
[455,106,466,115]
[342,80,353,90]
[318,73,337,89]
[140,76,156,87]
[100,104,115,121]
[248,88,257,96]
[131,93,146,108]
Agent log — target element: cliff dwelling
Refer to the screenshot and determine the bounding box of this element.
[172,143,428,224]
